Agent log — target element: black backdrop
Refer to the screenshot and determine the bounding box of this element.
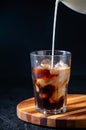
[0,1,86,129]
[0,0,86,86]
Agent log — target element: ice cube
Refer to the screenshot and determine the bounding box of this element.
[35,78,49,88]
[35,76,57,89]
[50,68,59,75]
[40,59,51,69]
[55,60,67,68]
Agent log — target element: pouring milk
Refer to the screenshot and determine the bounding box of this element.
[51,0,86,68]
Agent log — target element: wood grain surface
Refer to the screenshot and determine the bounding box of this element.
[17,94,86,128]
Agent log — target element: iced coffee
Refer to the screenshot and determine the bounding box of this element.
[30,50,71,114]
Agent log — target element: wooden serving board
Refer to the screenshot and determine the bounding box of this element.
[17,94,86,128]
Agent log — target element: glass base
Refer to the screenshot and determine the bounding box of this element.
[35,105,66,114]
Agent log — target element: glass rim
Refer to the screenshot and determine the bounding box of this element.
[30,50,71,56]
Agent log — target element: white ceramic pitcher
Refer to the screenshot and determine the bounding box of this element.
[60,0,86,14]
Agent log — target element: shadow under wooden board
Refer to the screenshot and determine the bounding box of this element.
[17,94,86,128]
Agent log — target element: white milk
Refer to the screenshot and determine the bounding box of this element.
[51,0,59,68]
[51,0,86,68]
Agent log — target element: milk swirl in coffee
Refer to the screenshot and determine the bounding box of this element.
[32,60,70,111]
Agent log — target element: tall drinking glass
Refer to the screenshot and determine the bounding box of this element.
[30,50,71,114]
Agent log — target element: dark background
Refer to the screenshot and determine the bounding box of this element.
[0,0,86,82]
[0,0,86,129]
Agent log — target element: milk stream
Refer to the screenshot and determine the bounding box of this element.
[51,0,59,68]
[51,0,86,68]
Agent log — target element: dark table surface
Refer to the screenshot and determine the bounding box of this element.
[0,77,86,130]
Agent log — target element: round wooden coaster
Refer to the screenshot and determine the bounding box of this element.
[17,94,86,128]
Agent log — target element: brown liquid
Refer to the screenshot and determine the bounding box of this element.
[32,66,70,110]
